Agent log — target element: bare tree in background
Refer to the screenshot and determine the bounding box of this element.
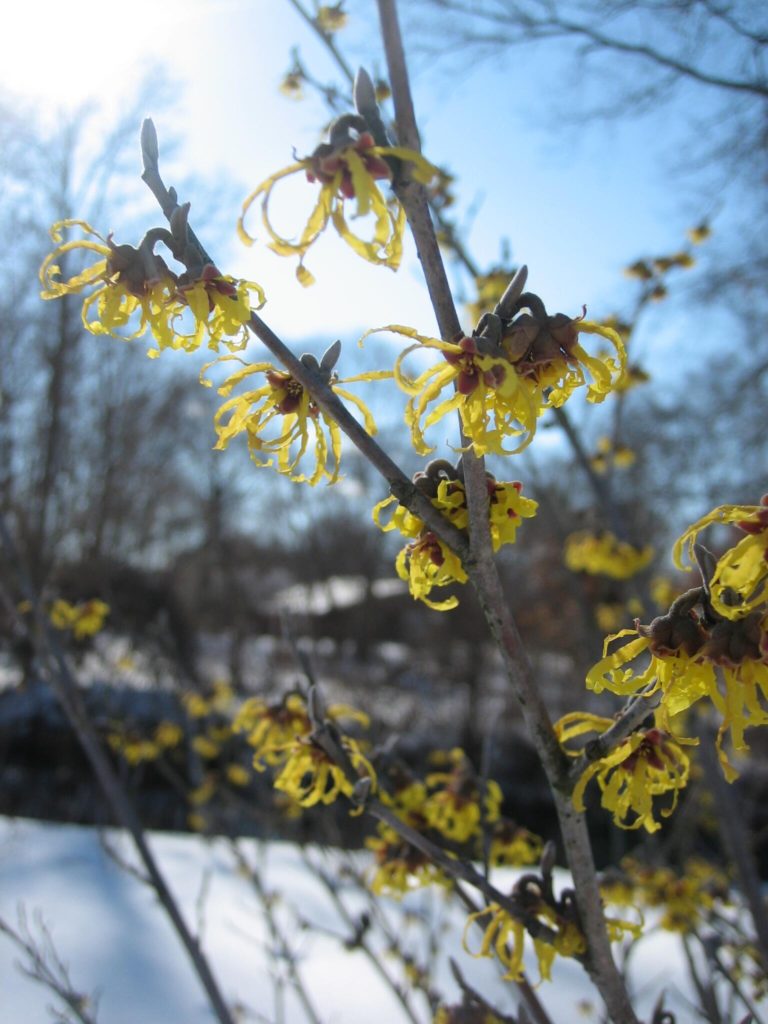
[407,0,768,306]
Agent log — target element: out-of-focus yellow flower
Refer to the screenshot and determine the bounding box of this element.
[279,70,304,99]
[614,362,650,392]
[316,3,347,31]
[590,436,636,474]
[40,221,263,355]
[674,496,768,620]
[423,749,503,843]
[154,721,184,748]
[557,712,695,832]
[239,124,437,285]
[206,356,387,485]
[624,260,654,281]
[192,735,220,759]
[234,693,368,771]
[465,266,517,324]
[189,778,216,806]
[366,824,449,897]
[611,856,729,933]
[274,734,376,807]
[107,732,160,765]
[488,820,543,868]
[183,693,210,719]
[50,598,109,639]
[564,531,653,580]
[226,763,250,787]
[650,575,681,610]
[688,222,711,244]
[434,1006,502,1024]
[234,693,312,767]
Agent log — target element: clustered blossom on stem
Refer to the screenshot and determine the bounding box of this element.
[564,530,654,580]
[674,495,768,620]
[232,691,375,808]
[367,753,540,898]
[556,712,695,833]
[422,748,503,842]
[49,598,110,639]
[373,460,537,610]
[576,499,768,790]
[602,856,730,933]
[238,113,438,285]
[364,292,625,457]
[464,855,639,984]
[40,219,264,356]
[205,343,388,485]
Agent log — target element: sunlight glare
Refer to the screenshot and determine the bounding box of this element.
[0,1,194,109]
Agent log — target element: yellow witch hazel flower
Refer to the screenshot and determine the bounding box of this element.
[239,113,438,285]
[233,691,369,771]
[365,285,625,457]
[564,530,654,580]
[315,3,347,31]
[50,599,110,639]
[608,856,730,934]
[586,588,768,780]
[274,733,376,808]
[40,219,264,356]
[674,495,768,620]
[205,341,388,485]
[374,460,537,610]
[423,748,503,843]
[556,712,695,833]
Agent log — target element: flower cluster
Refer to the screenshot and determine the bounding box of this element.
[205,346,387,485]
[564,530,654,580]
[422,748,503,842]
[365,300,625,456]
[587,545,768,779]
[40,220,264,356]
[238,114,437,285]
[373,462,537,609]
[108,719,184,766]
[674,496,768,619]
[602,857,730,933]
[233,692,375,808]
[589,435,636,474]
[50,598,110,640]
[556,712,695,832]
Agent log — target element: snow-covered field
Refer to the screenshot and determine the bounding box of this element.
[0,817,696,1023]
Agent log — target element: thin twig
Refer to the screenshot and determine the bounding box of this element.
[0,518,236,1024]
[0,908,100,1024]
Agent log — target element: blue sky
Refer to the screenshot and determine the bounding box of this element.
[0,0,717,354]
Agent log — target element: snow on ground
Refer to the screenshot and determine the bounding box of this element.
[0,817,696,1023]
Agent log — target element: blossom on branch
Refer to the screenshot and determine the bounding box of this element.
[674,495,768,620]
[564,530,654,580]
[238,114,438,285]
[205,350,387,485]
[373,462,537,609]
[40,220,264,355]
[423,748,503,843]
[556,712,695,833]
[274,734,376,808]
[50,598,110,639]
[363,306,625,456]
[587,610,768,780]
